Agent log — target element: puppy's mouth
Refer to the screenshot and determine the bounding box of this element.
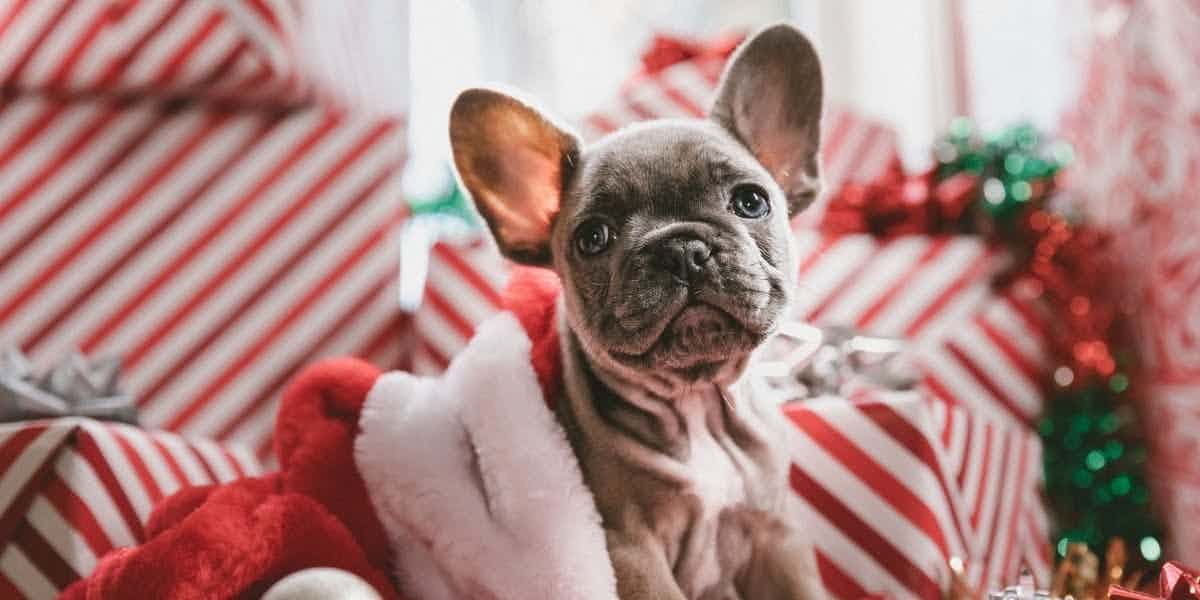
[611,301,757,373]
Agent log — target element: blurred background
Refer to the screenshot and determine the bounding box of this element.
[0,1,1196,598]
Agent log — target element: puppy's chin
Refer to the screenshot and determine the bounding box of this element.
[612,304,763,385]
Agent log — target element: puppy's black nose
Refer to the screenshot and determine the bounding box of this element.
[651,237,712,283]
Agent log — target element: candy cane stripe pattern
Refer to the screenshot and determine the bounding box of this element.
[0,419,262,599]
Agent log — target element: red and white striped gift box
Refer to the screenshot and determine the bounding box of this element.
[0,92,410,463]
[785,392,1050,598]
[789,231,1051,427]
[0,417,262,599]
[0,0,310,104]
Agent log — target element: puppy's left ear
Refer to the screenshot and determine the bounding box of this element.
[711,23,823,216]
[450,88,580,266]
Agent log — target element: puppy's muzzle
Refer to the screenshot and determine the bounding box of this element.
[649,235,712,285]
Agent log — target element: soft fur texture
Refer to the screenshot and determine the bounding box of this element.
[357,312,616,599]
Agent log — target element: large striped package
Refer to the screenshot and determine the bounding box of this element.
[0,0,411,464]
[0,0,311,104]
[0,93,409,463]
[0,417,262,599]
[783,392,1050,598]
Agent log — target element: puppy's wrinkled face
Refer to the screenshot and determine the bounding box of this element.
[450,23,824,396]
[552,122,795,387]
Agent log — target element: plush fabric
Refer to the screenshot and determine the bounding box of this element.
[60,268,590,600]
[356,312,616,599]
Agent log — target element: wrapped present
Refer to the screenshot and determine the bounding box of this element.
[0,0,310,104]
[0,1,412,463]
[781,391,1050,598]
[0,417,262,599]
[788,230,1051,426]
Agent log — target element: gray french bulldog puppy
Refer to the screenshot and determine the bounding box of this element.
[449,23,827,600]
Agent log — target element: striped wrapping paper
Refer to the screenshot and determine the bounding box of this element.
[0,417,262,599]
[0,0,311,104]
[0,93,410,462]
[783,392,1051,598]
[788,231,1051,427]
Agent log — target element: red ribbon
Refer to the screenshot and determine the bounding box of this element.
[639,32,746,75]
[1109,562,1200,600]
[819,169,977,238]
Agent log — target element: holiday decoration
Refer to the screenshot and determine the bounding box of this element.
[0,1,411,463]
[0,348,136,425]
[1109,562,1200,600]
[824,117,1166,557]
[0,417,262,598]
[754,321,917,402]
[1062,0,1200,563]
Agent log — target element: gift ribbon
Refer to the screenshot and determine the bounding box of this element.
[0,347,138,424]
[755,321,918,402]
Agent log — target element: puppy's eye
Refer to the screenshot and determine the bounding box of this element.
[729,184,771,219]
[575,220,613,256]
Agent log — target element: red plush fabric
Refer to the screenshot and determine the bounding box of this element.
[61,358,398,600]
[274,357,394,575]
[60,475,397,600]
[503,266,564,406]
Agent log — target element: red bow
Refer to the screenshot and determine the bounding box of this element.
[819,170,978,238]
[1109,562,1200,600]
[639,32,746,74]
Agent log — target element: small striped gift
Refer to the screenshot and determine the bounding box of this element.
[784,392,1051,598]
[0,417,262,599]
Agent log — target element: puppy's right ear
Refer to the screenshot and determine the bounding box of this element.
[449,88,580,265]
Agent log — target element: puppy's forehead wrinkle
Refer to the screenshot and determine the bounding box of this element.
[575,122,767,217]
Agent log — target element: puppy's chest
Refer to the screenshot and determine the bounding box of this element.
[662,399,774,596]
[678,402,748,511]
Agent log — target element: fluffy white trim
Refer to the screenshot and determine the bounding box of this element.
[356,313,617,600]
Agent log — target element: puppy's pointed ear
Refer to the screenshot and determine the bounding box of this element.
[711,24,823,216]
[450,88,580,265]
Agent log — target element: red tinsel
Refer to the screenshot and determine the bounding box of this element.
[819,169,1126,386]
